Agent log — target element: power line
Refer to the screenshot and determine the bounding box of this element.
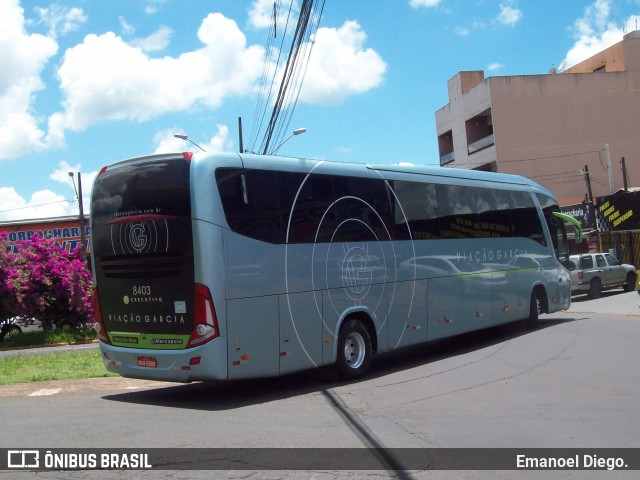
[498,149,602,164]
[0,198,75,215]
[269,0,325,152]
[528,170,581,180]
[249,0,326,155]
[248,0,294,152]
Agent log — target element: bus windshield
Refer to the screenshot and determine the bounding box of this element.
[536,193,571,267]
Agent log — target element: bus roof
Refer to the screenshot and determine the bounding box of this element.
[231,152,554,197]
[109,152,555,200]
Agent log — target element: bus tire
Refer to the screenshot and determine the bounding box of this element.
[527,290,540,330]
[336,318,373,380]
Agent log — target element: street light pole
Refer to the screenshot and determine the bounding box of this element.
[174,134,206,152]
[270,128,307,155]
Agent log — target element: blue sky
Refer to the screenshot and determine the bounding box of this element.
[1,0,639,220]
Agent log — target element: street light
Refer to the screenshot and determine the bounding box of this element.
[68,171,87,263]
[270,128,307,155]
[174,134,206,152]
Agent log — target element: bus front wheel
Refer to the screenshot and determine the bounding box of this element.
[336,318,373,380]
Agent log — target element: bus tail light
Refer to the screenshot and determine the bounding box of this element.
[93,286,111,345]
[188,283,219,348]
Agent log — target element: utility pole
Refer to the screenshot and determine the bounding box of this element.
[78,172,87,263]
[621,157,629,191]
[69,171,87,264]
[583,165,593,202]
[604,144,614,193]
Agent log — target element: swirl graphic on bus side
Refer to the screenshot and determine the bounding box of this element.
[313,198,393,333]
[284,163,416,368]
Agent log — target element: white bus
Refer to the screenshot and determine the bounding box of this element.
[91,152,574,381]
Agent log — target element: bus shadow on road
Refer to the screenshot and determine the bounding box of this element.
[102,316,582,411]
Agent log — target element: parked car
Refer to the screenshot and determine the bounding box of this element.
[0,318,23,337]
[567,253,637,298]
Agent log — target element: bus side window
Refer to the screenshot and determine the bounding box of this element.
[510,191,546,245]
[477,188,512,239]
[216,168,285,244]
[390,180,440,240]
[332,176,394,242]
[286,172,337,244]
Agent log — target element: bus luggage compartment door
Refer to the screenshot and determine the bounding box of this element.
[227,297,279,379]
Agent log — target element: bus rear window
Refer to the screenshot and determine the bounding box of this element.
[92,156,191,226]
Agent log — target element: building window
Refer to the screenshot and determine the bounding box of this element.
[465,109,494,154]
[438,130,455,165]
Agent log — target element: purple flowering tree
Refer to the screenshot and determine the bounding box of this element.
[0,232,94,339]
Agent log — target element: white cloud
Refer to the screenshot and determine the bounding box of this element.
[52,13,265,136]
[299,21,387,105]
[1,5,386,161]
[131,25,173,52]
[0,0,58,160]
[409,0,442,8]
[33,3,87,38]
[49,160,81,188]
[454,20,487,37]
[562,0,634,69]
[454,2,520,37]
[49,160,97,216]
[496,2,522,27]
[153,129,188,154]
[119,16,135,36]
[144,0,165,15]
[200,124,233,153]
[0,159,99,221]
[0,187,74,221]
[487,62,504,72]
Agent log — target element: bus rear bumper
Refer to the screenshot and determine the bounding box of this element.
[98,338,228,382]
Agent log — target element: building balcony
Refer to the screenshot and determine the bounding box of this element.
[440,151,455,165]
[467,134,494,154]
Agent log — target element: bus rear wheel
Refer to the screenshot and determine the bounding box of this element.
[336,318,373,380]
[526,290,541,330]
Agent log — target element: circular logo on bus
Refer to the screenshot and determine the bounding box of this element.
[342,246,373,301]
[111,220,169,255]
[128,223,149,252]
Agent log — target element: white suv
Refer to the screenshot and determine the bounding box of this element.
[568,253,637,298]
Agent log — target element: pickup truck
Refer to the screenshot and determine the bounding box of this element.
[568,252,637,298]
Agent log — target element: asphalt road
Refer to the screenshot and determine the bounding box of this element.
[0,290,638,479]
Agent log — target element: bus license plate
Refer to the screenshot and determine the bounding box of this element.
[137,356,157,368]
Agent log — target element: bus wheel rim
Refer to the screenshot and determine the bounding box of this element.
[344,332,366,369]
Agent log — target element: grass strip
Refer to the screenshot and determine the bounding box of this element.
[0,348,117,385]
[0,329,97,349]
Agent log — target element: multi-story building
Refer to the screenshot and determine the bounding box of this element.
[436,30,640,206]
